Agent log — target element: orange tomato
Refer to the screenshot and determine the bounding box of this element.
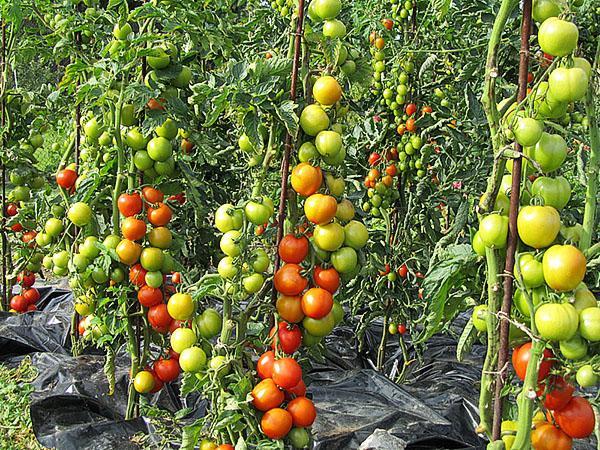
[291,163,323,197]
[148,203,172,226]
[304,194,337,225]
[276,296,305,323]
[252,378,284,412]
[261,408,293,440]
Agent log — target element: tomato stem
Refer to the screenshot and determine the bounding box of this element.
[581,39,600,251]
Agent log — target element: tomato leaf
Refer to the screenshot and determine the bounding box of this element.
[273,100,299,139]
[456,317,476,362]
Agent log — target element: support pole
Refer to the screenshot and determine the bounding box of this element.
[0,20,7,311]
[272,0,306,299]
[491,0,532,441]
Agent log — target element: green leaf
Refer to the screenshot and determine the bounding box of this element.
[274,100,299,139]
[103,346,116,395]
[456,317,476,362]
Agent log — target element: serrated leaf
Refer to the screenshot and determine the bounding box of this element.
[274,100,298,139]
[103,346,116,395]
[457,318,476,362]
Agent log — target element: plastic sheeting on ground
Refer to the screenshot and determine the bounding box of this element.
[0,285,596,449]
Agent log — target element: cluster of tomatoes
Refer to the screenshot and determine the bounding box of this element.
[472,8,597,449]
[270,0,298,17]
[386,0,414,28]
[215,198,273,295]
[251,352,314,447]
[9,272,40,313]
[362,149,400,217]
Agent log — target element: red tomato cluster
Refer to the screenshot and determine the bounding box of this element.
[11,272,39,313]
[252,352,316,440]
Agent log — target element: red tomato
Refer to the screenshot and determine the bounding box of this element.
[512,342,553,381]
[286,378,306,398]
[405,103,417,116]
[10,295,28,312]
[313,266,340,294]
[118,192,143,217]
[17,271,35,288]
[279,234,309,264]
[272,357,302,390]
[270,322,302,354]
[531,422,572,450]
[286,396,317,427]
[274,264,308,296]
[261,408,293,440]
[56,169,78,189]
[148,304,173,332]
[252,378,284,412]
[23,288,40,305]
[397,324,407,335]
[153,358,180,383]
[142,187,164,204]
[5,203,18,217]
[397,264,408,278]
[11,223,23,232]
[301,288,333,319]
[368,152,381,166]
[257,351,275,379]
[137,286,163,307]
[542,376,574,411]
[129,264,147,287]
[148,203,172,226]
[553,396,595,438]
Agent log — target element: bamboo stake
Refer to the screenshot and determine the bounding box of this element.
[491,0,532,441]
[1,20,7,311]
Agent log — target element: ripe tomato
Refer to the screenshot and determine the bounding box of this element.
[286,378,307,398]
[381,18,393,30]
[23,288,40,305]
[121,217,147,241]
[270,322,302,354]
[274,264,308,296]
[142,187,164,204]
[138,285,163,307]
[405,118,416,133]
[272,357,302,389]
[172,272,182,284]
[543,245,586,292]
[368,152,381,166]
[11,223,23,232]
[252,378,284,412]
[116,239,142,265]
[531,422,572,450]
[313,266,340,293]
[148,304,173,331]
[301,288,333,319]
[118,192,143,217]
[304,194,337,225]
[257,351,275,379]
[276,296,305,323]
[542,376,574,411]
[385,164,398,177]
[286,396,316,427]
[517,205,560,249]
[291,163,323,197]
[553,396,595,438]
[261,407,293,440]
[10,295,28,312]
[17,271,35,288]
[148,203,172,226]
[147,98,165,111]
[129,264,148,287]
[405,103,417,116]
[397,264,408,278]
[154,357,180,383]
[312,75,342,106]
[5,203,18,216]
[279,234,309,264]
[56,169,78,189]
[512,342,553,381]
[148,368,164,393]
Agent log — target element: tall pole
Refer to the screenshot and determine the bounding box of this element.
[1,20,7,311]
[272,0,306,298]
[491,0,532,441]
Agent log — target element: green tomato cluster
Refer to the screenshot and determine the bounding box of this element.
[389,0,414,26]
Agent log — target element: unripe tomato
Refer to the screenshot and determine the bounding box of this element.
[133,371,155,394]
[304,194,337,225]
[542,244,586,292]
[527,132,567,173]
[579,307,600,342]
[535,302,578,341]
[245,197,273,225]
[313,222,344,252]
[302,311,335,337]
[532,0,560,23]
[343,220,369,249]
[531,176,571,210]
[170,327,197,354]
[220,230,242,257]
[313,75,342,106]
[315,130,342,157]
[67,202,92,226]
[478,214,508,249]
[576,365,598,388]
[312,0,341,19]
[196,309,222,339]
[167,293,195,321]
[214,204,243,232]
[472,305,488,332]
[243,273,264,294]
[538,17,578,57]
[513,117,543,147]
[299,104,330,136]
[331,247,357,274]
[179,347,207,373]
[559,334,588,360]
[517,205,560,249]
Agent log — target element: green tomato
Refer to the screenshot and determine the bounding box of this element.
[331,246,358,274]
[538,17,578,57]
[517,254,545,288]
[472,305,488,332]
[576,365,598,388]
[80,236,100,259]
[548,67,589,103]
[147,137,173,162]
[83,117,103,140]
[243,273,264,294]
[332,300,344,324]
[579,307,600,342]
[214,204,243,233]
[314,222,345,252]
[208,355,229,377]
[103,234,121,250]
[197,309,222,339]
[325,173,345,197]
[35,232,52,247]
[220,230,242,257]
[531,176,571,210]
[170,327,197,353]
[245,197,273,225]
[315,131,342,157]
[91,266,109,284]
[298,142,319,163]
[145,271,163,288]
[12,186,31,202]
[179,347,207,373]
[300,104,330,136]
[535,302,579,341]
[527,132,567,173]
[251,249,270,273]
[559,334,588,360]
[52,250,70,268]
[313,0,341,19]
[513,117,543,147]
[478,214,509,249]
[322,146,346,165]
[217,256,237,279]
[110,267,125,283]
[335,199,355,222]
[322,19,346,38]
[121,103,137,126]
[72,253,90,272]
[173,66,192,88]
[573,284,597,311]
[513,287,546,317]
[516,205,561,249]
[147,47,171,70]
[140,247,164,272]
[532,0,560,23]
[113,21,132,40]
[472,231,486,256]
[155,118,178,140]
[303,311,335,337]
[238,133,255,152]
[154,157,175,176]
[288,427,311,448]
[302,329,322,347]
[343,220,369,249]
